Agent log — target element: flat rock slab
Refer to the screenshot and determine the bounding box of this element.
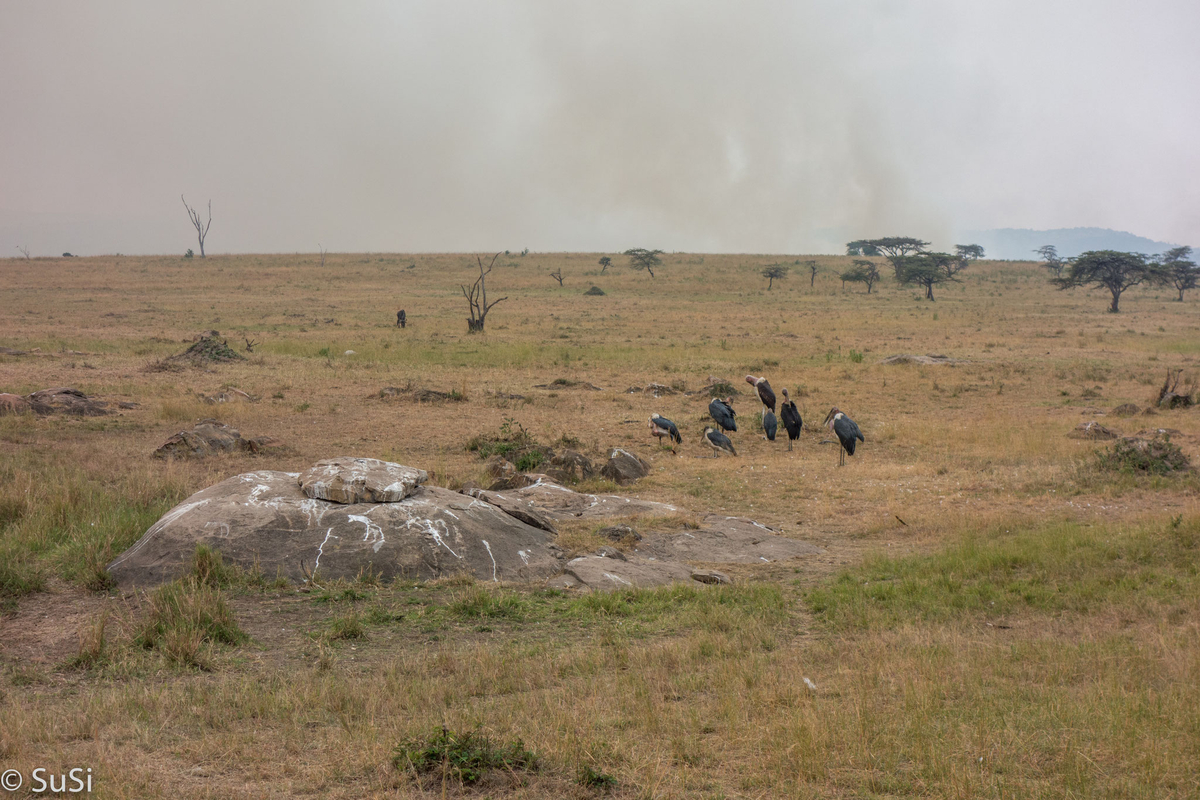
[298,457,427,504]
[26,387,114,416]
[108,471,560,587]
[476,479,680,520]
[465,489,558,533]
[547,555,694,591]
[154,420,286,459]
[634,515,822,564]
[0,393,31,415]
[878,353,966,366]
[1068,421,1120,440]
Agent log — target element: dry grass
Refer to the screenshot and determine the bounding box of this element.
[1,251,1199,796]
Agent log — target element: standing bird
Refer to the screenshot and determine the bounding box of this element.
[745,375,776,412]
[823,407,864,466]
[648,414,682,451]
[702,427,738,457]
[762,409,778,441]
[708,396,737,432]
[780,388,802,451]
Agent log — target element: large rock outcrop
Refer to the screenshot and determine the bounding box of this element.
[108,470,562,587]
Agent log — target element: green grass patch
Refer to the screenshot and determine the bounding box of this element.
[133,578,248,669]
[805,517,1200,631]
[393,727,539,786]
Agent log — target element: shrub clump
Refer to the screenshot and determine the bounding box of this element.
[134,578,248,668]
[467,417,539,461]
[392,727,539,786]
[583,285,605,296]
[1098,435,1191,475]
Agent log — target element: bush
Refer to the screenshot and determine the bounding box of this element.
[134,578,247,668]
[393,727,539,785]
[583,285,605,296]
[1098,435,1191,475]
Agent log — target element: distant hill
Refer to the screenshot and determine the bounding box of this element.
[961,227,1188,261]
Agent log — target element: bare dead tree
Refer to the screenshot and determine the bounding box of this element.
[16,245,30,260]
[318,243,327,269]
[549,268,564,286]
[461,253,507,333]
[181,194,212,257]
[243,335,259,353]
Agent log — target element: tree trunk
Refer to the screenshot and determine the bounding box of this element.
[1109,287,1121,313]
[767,278,773,290]
[926,283,935,301]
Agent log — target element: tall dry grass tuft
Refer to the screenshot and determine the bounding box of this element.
[133,579,248,669]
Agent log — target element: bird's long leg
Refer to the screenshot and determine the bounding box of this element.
[787,439,793,452]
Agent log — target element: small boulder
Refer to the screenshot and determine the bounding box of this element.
[600,448,650,485]
[299,457,428,504]
[549,449,594,482]
[597,524,641,545]
[690,569,731,585]
[1111,403,1142,417]
[547,555,693,592]
[26,387,113,416]
[154,420,244,458]
[484,456,531,491]
[1068,421,1120,440]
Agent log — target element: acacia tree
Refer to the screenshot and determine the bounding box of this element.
[840,259,881,293]
[1053,250,1164,313]
[624,248,663,278]
[846,240,881,256]
[181,194,212,258]
[598,256,611,273]
[1035,244,1067,277]
[1158,246,1198,301]
[549,268,564,286]
[895,252,965,300]
[761,264,789,290]
[955,244,985,260]
[461,253,507,332]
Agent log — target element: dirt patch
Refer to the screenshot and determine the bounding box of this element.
[878,353,967,365]
[377,384,465,403]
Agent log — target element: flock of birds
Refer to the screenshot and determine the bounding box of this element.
[648,375,864,465]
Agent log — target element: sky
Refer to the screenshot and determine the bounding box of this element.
[1,1,1197,256]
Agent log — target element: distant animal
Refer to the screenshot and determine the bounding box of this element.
[762,409,777,441]
[745,375,776,412]
[62,252,75,258]
[823,407,864,466]
[708,396,737,432]
[396,309,406,328]
[702,427,737,457]
[648,414,682,448]
[780,388,802,451]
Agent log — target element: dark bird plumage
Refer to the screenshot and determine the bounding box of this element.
[708,396,737,432]
[762,410,777,441]
[703,426,737,457]
[745,375,776,412]
[780,388,802,451]
[648,413,682,445]
[823,406,864,466]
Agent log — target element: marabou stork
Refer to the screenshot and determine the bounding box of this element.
[708,396,737,432]
[702,426,738,457]
[823,407,864,466]
[745,375,776,412]
[648,414,682,451]
[780,388,802,451]
[762,410,778,441]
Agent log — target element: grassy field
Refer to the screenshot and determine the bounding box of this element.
[1,250,1198,798]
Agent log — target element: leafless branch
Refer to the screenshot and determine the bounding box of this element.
[181,194,212,257]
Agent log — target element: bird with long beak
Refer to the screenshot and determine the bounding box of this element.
[780,388,802,451]
[648,413,682,452]
[745,374,776,412]
[762,409,778,441]
[708,396,737,432]
[702,426,738,457]
[823,407,864,466]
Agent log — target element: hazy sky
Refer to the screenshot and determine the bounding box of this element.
[2,1,1197,255]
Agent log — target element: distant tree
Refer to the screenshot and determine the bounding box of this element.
[318,243,327,269]
[761,264,789,290]
[1157,246,1198,301]
[955,244,985,260]
[15,245,30,260]
[598,256,612,273]
[181,194,212,258]
[549,268,564,286]
[894,252,965,300]
[846,240,881,257]
[804,259,820,286]
[840,259,881,294]
[624,248,663,278]
[461,253,507,332]
[1053,250,1165,313]
[1034,244,1069,277]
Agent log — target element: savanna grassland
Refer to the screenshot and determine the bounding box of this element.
[1,250,1198,798]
